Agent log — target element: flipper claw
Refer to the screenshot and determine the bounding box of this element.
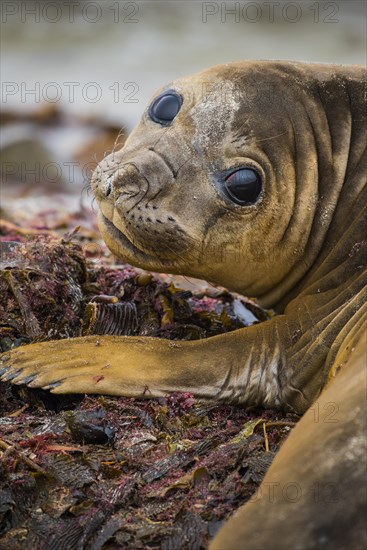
[42,381,62,390]
[17,374,38,385]
[3,369,22,381]
[0,366,11,377]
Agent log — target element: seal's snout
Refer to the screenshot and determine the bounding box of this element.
[109,164,143,199]
[93,146,179,210]
[92,159,144,205]
[90,158,116,201]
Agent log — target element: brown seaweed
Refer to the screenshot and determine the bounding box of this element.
[84,301,139,337]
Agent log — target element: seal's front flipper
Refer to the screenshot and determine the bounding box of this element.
[0,334,232,398]
[0,312,335,412]
[0,323,284,407]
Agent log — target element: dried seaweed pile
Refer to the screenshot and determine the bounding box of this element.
[0,223,299,549]
[0,388,298,550]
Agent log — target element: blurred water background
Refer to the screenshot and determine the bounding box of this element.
[0,0,366,215]
[2,0,366,128]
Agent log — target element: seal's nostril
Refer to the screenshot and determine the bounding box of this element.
[105,176,113,197]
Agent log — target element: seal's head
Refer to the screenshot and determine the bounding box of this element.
[91,61,361,307]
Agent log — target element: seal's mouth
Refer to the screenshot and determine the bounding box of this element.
[100,214,173,268]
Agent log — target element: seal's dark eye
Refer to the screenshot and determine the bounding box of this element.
[148,91,182,125]
[224,168,262,205]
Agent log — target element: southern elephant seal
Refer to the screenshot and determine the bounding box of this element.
[1,61,366,548]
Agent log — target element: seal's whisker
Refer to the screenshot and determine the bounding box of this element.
[111,127,126,156]
[90,196,98,214]
[173,157,191,178]
[255,131,287,143]
[81,182,93,198]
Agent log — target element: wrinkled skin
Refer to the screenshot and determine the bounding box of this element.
[93,61,350,307]
[1,61,366,549]
[211,330,367,550]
